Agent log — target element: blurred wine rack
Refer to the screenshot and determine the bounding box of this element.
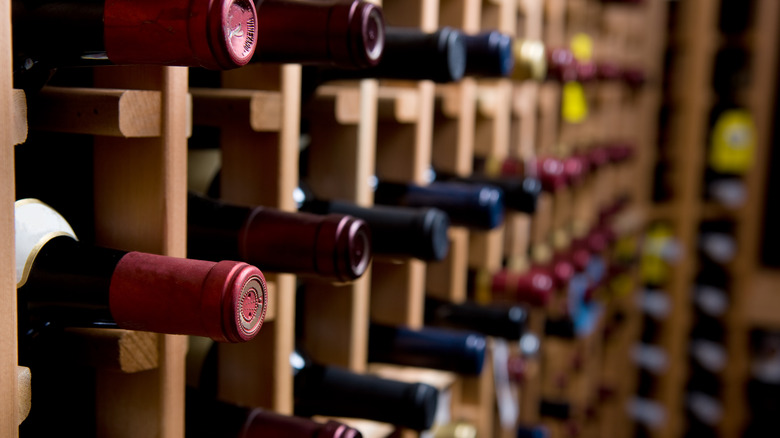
[642,1,780,438]
[0,0,670,437]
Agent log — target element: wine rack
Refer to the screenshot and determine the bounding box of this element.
[2,0,668,437]
[642,1,780,438]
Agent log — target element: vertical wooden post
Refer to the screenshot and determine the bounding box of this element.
[0,0,18,434]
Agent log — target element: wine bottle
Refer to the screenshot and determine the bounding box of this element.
[627,397,666,431]
[545,47,577,82]
[15,198,266,343]
[290,349,439,431]
[12,0,258,89]
[190,337,440,432]
[471,155,568,193]
[423,296,528,340]
[432,170,542,214]
[718,0,754,35]
[468,266,555,307]
[690,284,728,348]
[703,100,754,208]
[595,61,623,82]
[368,324,487,375]
[698,221,737,265]
[251,0,385,69]
[685,391,723,428]
[372,180,504,230]
[306,26,467,83]
[639,288,671,321]
[187,192,372,282]
[186,388,363,438]
[516,424,550,438]
[461,30,514,78]
[297,186,451,262]
[539,400,572,419]
[689,339,727,375]
[430,422,477,438]
[511,39,547,82]
[631,343,669,376]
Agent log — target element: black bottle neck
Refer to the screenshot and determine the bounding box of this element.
[19,235,125,330]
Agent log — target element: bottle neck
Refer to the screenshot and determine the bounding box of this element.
[13,0,108,66]
[424,296,528,340]
[301,197,450,262]
[291,349,439,431]
[19,235,125,328]
[368,324,486,375]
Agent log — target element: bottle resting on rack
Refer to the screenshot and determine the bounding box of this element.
[12,0,258,89]
[368,323,487,375]
[188,191,372,282]
[511,39,547,82]
[372,179,504,230]
[305,26,467,83]
[468,266,555,307]
[432,168,542,214]
[291,349,439,430]
[461,30,514,78]
[251,0,385,69]
[186,388,363,438]
[297,184,451,261]
[190,338,440,431]
[15,199,266,343]
[423,296,528,340]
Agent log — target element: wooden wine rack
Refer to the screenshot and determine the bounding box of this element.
[1,1,668,437]
[643,1,780,438]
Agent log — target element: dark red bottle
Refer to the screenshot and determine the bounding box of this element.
[187,388,364,438]
[252,0,385,69]
[12,0,258,88]
[187,192,372,282]
[15,199,266,343]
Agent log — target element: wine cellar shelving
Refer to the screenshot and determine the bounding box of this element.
[641,1,780,438]
[0,0,680,437]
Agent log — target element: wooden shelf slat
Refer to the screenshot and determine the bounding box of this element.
[16,366,30,427]
[190,87,282,131]
[28,86,163,137]
[13,89,27,145]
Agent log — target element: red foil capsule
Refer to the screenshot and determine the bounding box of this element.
[490,266,555,307]
[110,255,267,343]
[587,146,610,170]
[535,156,567,192]
[568,247,591,273]
[240,211,372,282]
[546,47,577,82]
[596,61,623,81]
[562,155,586,186]
[241,409,363,438]
[574,59,598,82]
[104,0,258,70]
[549,256,576,289]
[506,354,527,383]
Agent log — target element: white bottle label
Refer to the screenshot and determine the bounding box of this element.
[15,199,77,288]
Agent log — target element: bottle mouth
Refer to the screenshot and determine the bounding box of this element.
[362,6,386,64]
[318,420,364,438]
[442,27,467,82]
[209,0,258,69]
[514,39,547,81]
[223,262,267,342]
[316,215,372,282]
[235,274,266,339]
[421,208,451,261]
[332,0,386,68]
